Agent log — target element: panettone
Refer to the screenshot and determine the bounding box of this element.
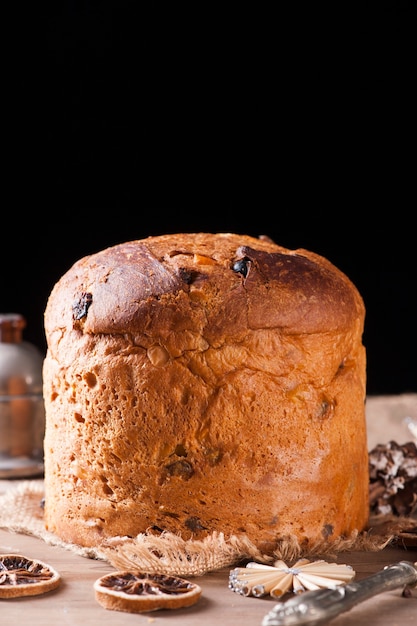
[42,232,369,555]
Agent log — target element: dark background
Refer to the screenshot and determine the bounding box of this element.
[3,2,416,396]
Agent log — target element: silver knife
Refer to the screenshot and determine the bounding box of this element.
[261,560,417,626]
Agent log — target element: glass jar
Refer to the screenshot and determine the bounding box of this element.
[0,313,45,477]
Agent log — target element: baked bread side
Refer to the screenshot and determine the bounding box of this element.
[43,232,368,554]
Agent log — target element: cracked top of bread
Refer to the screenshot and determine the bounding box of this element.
[45,232,363,353]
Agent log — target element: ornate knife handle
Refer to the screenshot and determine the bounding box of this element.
[261,560,417,626]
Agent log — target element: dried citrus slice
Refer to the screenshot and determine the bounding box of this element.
[0,554,61,598]
[94,570,202,613]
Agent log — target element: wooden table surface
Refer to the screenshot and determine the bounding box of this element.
[1,394,417,624]
[0,505,416,625]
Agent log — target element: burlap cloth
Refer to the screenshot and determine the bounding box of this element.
[1,394,416,577]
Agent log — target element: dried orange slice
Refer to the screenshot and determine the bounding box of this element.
[0,554,61,598]
[94,570,202,613]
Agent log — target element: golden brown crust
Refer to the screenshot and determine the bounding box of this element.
[43,233,368,555]
[45,233,362,344]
